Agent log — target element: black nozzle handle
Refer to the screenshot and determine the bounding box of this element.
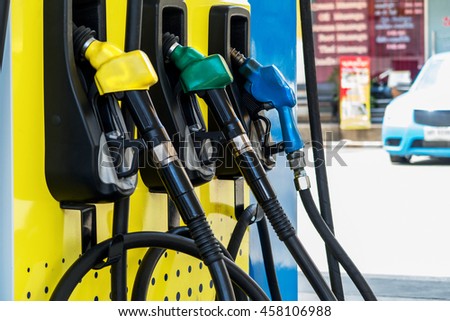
[122,90,169,146]
[199,88,247,140]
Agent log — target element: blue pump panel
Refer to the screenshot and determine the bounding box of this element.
[0,10,12,300]
[248,0,298,300]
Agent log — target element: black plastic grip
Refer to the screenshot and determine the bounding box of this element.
[122,90,169,146]
[157,160,205,222]
[200,89,246,140]
[188,216,224,266]
[261,198,295,242]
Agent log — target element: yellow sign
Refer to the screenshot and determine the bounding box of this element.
[339,56,371,130]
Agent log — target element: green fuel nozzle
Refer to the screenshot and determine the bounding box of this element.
[163,33,234,92]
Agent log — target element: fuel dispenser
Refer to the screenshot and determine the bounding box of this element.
[163,21,377,299]
[163,35,337,300]
[2,0,250,301]
[4,0,378,302]
[207,5,277,177]
[207,5,288,300]
[138,0,217,192]
[44,1,139,203]
[230,50,376,301]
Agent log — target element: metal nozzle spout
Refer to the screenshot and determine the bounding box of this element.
[162,32,180,60]
[287,150,311,191]
[230,48,246,67]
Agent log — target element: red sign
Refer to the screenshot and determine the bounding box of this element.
[370,0,424,57]
[311,0,425,84]
[312,0,369,82]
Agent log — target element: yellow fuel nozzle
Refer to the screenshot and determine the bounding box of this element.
[79,33,158,95]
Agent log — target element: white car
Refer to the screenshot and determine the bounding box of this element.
[382,52,450,163]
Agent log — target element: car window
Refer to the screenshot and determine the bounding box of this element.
[412,56,450,92]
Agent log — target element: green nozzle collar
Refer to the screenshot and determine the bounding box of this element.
[170,45,233,93]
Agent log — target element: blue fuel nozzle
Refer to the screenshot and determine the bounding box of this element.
[231,49,304,154]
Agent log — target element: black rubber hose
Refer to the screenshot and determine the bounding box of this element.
[121,90,235,301]
[256,217,282,301]
[132,246,164,300]
[162,41,335,300]
[299,189,377,301]
[50,232,269,301]
[112,1,138,294]
[111,197,130,300]
[227,204,257,260]
[187,216,235,301]
[125,0,143,52]
[132,227,248,301]
[209,261,235,301]
[260,198,336,301]
[0,0,9,69]
[197,88,336,301]
[131,227,189,300]
[123,0,143,133]
[298,0,344,301]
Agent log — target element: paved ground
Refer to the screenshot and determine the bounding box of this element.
[298,122,382,143]
[296,145,450,300]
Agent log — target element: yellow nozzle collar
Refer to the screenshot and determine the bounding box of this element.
[84,40,158,95]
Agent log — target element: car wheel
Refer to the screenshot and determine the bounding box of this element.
[390,155,410,164]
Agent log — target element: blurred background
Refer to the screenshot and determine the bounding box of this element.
[295,0,450,300]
